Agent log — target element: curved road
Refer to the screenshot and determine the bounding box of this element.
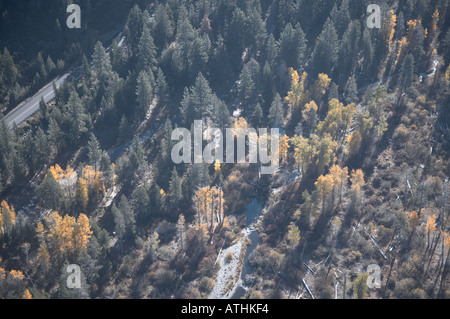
[4,73,70,129]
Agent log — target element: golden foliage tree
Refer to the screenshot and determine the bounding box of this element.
[73,213,93,253]
[214,159,221,174]
[384,9,397,51]
[431,9,439,36]
[23,289,32,299]
[36,241,51,269]
[409,211,419,229]
[291,135,313,174]
[81,165,105,204]
[0,200,15,235]
[426,213,437,248]
[286,68,308,110]
[312,73,331,102]
[232,117,249,138]
[39,211,93,260]
[346,131,362,157]
[329,164,349,204]
[350,169,365,192]
[75,177,89,213]
[317,98,355,143]
[301,100,319,136]
[279,134,290,164]
[286,222,301,250]
[193,186,225,231]
[315,174,335,215]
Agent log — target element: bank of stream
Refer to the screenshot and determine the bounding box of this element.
[231,199,263,299]
[208,198,264,299]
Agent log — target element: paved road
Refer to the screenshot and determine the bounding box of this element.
[4,73,70,129]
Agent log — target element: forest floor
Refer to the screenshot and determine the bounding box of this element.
[208,228,251,299]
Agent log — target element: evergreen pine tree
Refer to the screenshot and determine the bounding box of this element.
[137,24,157,73]
[136,70,154,120]
[124,5,144,57]
[155,68,169,104]
[168,167,183,207]
[268,93,284,128]
[345,76,359,104]
[87,133,102,170]
[312,18,339,75]
[152,3,174,50]
[278,23,307,70]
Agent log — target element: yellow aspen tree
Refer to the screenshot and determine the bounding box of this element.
[233,117,249,138]
[431,9,439,34]
[45,211,76,257]
[317,99,355,143]
[1,200,15,224]
[384,10,397,51]
[406,19,421,44]
[22,289,32,299]
[312,73,331,102]
[302,100,318,118]
[59,214,77,254]
[291,135,312,174]
[214,159,221,174]
[301,100,319,136]
[49,164,64,182]
[194,186,225,230]
[0,200,15,235]
[37,242,51,269]
[286,69,308,110]
[286,222,301,250]
[346,130,362,157]
[426,214,437,233]
[426,213,437,248]
[315,133,337,175]
[9,270,24,280]
[315,174,334,215]
[329,164,348,204]
[75,177,88,213]
[197,222,209,250]
[445,64,450,84]
[35,222,46,243]
[81,165,105,203]
[91,172,105,204]
[222,216,230,229]
[210,186,224,228]
[444,231,450,248]
[193,186,211,226]
[350,169,365,192]
[73,213,93,253]
[396,36,408,64]
[279,134,290,164]
[409,211,419,229]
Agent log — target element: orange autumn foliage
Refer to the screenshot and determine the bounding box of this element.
[41,211,93,258]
